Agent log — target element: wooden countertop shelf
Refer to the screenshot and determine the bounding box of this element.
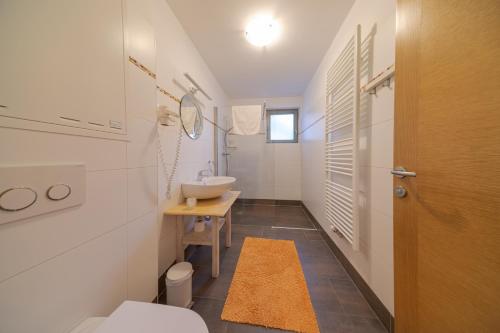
[165,190,240,278]
[164,191,241,217]
[182,218,225,246]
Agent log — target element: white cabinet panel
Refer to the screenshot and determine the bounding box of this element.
[0,0,126,135]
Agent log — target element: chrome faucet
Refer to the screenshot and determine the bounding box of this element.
[197,169,211,181]
[197,161,214,181]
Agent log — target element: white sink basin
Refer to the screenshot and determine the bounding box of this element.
[182,176,236,199]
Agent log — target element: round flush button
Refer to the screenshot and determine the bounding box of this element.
[47,184,71,201]
[0,187,38,212]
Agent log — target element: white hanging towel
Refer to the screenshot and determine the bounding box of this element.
[231,105,262,135]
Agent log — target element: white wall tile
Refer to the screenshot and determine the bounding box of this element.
[274,159,301,200]
[275,185,302,201]
[158,215,177,276]
[125,64,157,122]
[358,166,393,218]
[127,141,158,168]
[369,167,393,217]
[370,119,394,168]
[359,120,394,169]
[0,227,127,333]
[127,166,157,222]
[370,209,394,313]
[126,116,158,168]
[0,127,127,172]
[275,143,302,164]
[127,116,157,145]
[226,97,303,200]
[127,211,158,302]
[0,170,127,282]
[370,88,394,127]
[125,0,156,70]
[358,126,372,167]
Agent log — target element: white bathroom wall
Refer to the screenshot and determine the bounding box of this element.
[152,0,230,276]
[0,0,228,332]
[226,97,303,200]
[301,0,395,313]
[124,0,160,307]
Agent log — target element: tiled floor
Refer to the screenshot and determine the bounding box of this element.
[160,203,387,333]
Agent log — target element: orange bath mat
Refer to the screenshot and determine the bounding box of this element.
[221,237,320,333]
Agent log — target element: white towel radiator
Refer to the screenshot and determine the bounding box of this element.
[325,25,361,250]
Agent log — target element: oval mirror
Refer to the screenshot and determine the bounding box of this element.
[179,94,203,140]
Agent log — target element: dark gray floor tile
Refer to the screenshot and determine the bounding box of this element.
[330,278,382,322]
[189,245,215,266]
[308,276,344,314]
[315,311,353,333]
[274,206,308,217]
[330,277,358,291]
[188,238,245,273]
[192,265,233,301]
[295,240,334,258]
[233,205,278,217]
[231,224,265,242]
[227,238,245,259]
[274,216,315,228]
[261,227,308,241]
[232,215,277,226]
[220,254,240,272]
[225,322,280,333]
[349,316,387,333]
[232,206,313,228]
[191,297,228,333]
[303,230,323,240]
[301,255,350,280]
[340,300,378,319]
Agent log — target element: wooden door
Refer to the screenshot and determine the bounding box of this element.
[394,0,500,332]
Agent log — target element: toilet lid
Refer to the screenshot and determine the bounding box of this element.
[93,301,208,333]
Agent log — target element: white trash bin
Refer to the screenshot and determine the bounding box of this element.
[166,262,193,308]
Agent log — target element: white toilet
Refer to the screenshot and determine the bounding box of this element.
[70,301,208,333]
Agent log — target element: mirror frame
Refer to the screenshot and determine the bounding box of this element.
[179,94,203,140]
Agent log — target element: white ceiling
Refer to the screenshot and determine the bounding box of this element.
[166,0,354,99]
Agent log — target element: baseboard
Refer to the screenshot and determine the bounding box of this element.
[301,203,395,333]
[152,268,169,304]
[236,198,302,206]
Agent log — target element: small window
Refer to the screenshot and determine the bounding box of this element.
[266,109,298,143]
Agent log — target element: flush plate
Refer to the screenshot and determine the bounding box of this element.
[0,165,86,225]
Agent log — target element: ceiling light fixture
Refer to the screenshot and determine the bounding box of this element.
[245,15,281,47]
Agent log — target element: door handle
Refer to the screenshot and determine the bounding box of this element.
[391,166,416,178]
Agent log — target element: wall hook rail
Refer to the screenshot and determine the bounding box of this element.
[360,64,395,94]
